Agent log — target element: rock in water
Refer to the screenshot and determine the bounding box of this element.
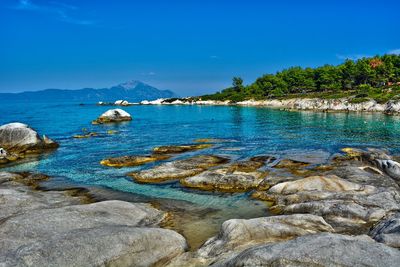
[0,123,58,151]
[181,160,267,192]
[92,109,132,124]
[152,144,213,154]
[215,233,400,267]
[0,123,58,165]
[100,154,171,167]
[128,155,229,183]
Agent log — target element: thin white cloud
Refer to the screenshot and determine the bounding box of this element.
[141,72,156,76]
[388,49,400,55]
[336,54,371,61]
[11,0,95,25]
[210,55,219,59]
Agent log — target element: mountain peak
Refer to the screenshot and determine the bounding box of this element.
[118,80,143,90]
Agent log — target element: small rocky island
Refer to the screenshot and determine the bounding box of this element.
[1,119,400,266]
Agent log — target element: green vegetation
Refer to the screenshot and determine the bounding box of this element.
[199,54,400,103]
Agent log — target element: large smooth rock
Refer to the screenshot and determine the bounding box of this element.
[181,160,267,192]
[371,212,400,248]
[268,175,376,195]
[215,233,400,267]
[100,154,170,167]
[198,214,333,259]
[0,200,187,267]
[92,109,132,124]
[128,155,229,183]
[0,123,58,156]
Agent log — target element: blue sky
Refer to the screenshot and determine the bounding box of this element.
[0,0,399,96]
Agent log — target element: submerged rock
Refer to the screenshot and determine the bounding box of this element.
[371,212,400,248]
[181,160,267,192]
[92,109,132,124]
[128,155,229,183]
[73,132,98,139]
[274,158,310,169]
[215,233,400,267]
[153,144,213,154]
[100,154,171,167]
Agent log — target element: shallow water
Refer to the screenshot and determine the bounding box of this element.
[2,101,400,247]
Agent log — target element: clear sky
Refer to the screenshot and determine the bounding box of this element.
[0,0,399,96]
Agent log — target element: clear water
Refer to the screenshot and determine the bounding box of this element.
[2,101,400,247]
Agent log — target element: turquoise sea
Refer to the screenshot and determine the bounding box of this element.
[2,101,400,247]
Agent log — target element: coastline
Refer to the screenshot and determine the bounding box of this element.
[105,97,400,114]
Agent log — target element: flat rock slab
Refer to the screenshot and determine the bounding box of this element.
[100,154,170,167]
[129,155,229,183]
[152,144,213,154]
[268,175,376,195]
[181,164,267,192]
[214,233,400,267]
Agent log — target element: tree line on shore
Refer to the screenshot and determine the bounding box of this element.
[200,54,400,103]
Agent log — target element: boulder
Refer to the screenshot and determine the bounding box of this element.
[215,233,400,267]
[101,154,171,167]
[0,200,187,267]
[0,123,58,165]
[0,123,58,152]
[371,212,400,248]
[198,214,334,259]
[152,144,213,154]
[92,109,132,124]
[128,155,229,183]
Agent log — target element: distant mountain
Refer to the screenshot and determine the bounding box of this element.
[0,81,177,103]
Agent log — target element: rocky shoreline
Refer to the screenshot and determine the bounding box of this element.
[2,144,400,266]
[109,97,400,114]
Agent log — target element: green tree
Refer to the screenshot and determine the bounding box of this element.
[232,77,244,92]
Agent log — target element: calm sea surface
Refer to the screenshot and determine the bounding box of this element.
[2,101,400,247]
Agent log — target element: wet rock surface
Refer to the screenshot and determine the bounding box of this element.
[92,108,132,124]
[128,154,229,183]
[101,154,171,167]
[152,144,213,154]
